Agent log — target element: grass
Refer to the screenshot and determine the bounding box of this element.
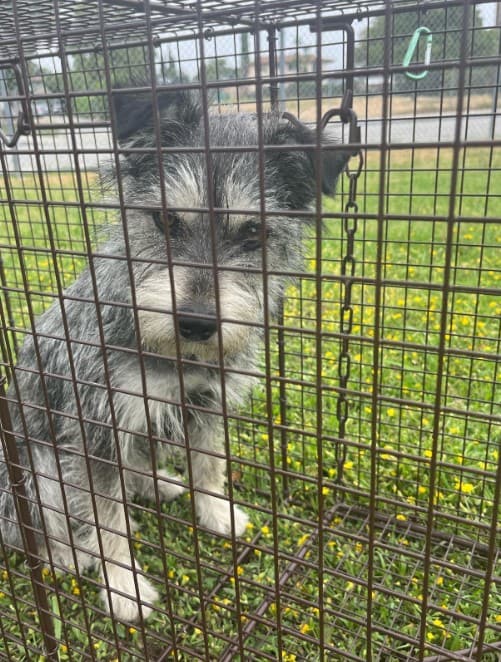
[0,147,500,661]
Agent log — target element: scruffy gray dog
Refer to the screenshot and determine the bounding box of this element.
[0,87,348,621]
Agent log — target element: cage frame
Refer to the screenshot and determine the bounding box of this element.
[0,0,500,660]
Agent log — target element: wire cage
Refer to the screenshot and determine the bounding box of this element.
[0,0,500,660]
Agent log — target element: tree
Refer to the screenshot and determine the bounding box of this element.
[355,6,498,94]
[241,32,250,78]
[159,48,190,84]
[203,57,235,82]
[68,47,150,116]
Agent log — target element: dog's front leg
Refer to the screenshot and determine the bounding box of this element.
[189,419,249,537]
[96,496,158,622]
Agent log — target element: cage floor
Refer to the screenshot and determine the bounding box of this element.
[215,503,501,662]
[0,494,500,661]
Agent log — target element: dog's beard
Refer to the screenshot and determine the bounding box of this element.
[135,267,262,361]
[137,319,257,361]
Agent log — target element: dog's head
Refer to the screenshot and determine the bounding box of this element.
[110,86,349,361]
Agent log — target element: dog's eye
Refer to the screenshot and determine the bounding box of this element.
[238,220,268,251]
[152,210,180,234]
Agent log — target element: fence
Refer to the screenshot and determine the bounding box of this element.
[0,0,500,660]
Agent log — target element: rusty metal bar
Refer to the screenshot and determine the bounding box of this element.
[0,378,58,661]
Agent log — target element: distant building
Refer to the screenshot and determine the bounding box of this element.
[247,52,333,78]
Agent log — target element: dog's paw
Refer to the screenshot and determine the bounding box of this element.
[137,469,185,503]
[157,474,186,502]
[196,495,249,537]
[101,562,158,622]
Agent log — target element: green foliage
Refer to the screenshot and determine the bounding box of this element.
[0,148,500,658]
[356,6,499,94]
[159,48,189,84]
[67,47,150,116]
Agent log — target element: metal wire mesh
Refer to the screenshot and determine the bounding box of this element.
[0,1,500,660]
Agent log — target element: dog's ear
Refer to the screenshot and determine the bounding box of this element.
[266,118,350,209]
[112,86,202,145]
[314,134,352,197]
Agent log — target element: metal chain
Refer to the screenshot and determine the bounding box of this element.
[336,149,364,484]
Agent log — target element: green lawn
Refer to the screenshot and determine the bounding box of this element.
[0,147,500,660]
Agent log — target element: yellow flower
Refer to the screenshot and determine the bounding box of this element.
[299,623,311,635]
[129,627,137,635]
[396,514,407,521]
[261,525,271,536]
[454,480,474,494]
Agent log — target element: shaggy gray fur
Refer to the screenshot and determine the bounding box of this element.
[0,87,348,621]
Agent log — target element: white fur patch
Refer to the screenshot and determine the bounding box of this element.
[136,267,260,359]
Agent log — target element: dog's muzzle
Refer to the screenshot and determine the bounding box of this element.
[176,308,217,342]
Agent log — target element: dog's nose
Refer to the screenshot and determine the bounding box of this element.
[177,309,217,342]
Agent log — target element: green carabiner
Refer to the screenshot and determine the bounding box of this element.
[403,26,432,80]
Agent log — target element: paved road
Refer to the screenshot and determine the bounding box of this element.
[5,109,500,173]
[364,109,500,145]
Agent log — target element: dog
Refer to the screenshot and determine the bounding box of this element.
[0,85,348,622]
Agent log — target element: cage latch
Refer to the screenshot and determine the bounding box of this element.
[320,89,361,153]
[0,64,31,148]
